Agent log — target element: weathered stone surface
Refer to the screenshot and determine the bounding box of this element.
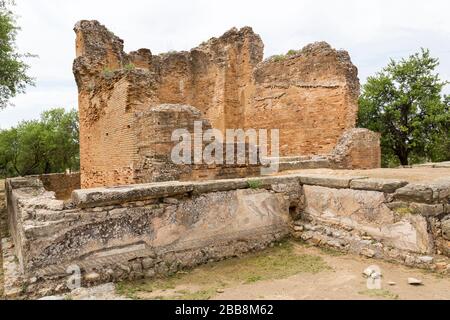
[330,129,381,169]
[379,215,431,253]
[7,177,43,189]
[191,179,249,195]
[388,201,445,217]
[72,175,306,207]
[142,257,155,269]
[350,178,408,193]
[299,174,364,189]
[360,248,376,258]
[418,256,434,264]
[277,159,331,171]
[6,172,450,296]
[1,238,23,298]
[430,180,450,202]
[409,203,445,217]
[8,179,291,281]
[72,181,194,208]
[394,184,433,203]
[84,272,100,282]
[303,185,432,253]
[303,185,393,226]
[443,219,450,240]
[393,180,450,204]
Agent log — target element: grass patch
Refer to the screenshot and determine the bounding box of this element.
[123,63,135,71]
[318,246,347,257]
[358,289,399,300]
[117,241,331,300]
[286,49,299,56]
[245,275,263,283]
[247,179,263,189]
[102,67,114,79]
[270,54,286,62]
[269,49,300,62]
[393,206,413,215]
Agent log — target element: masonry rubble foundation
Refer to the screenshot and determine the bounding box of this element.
[3,171,449,297]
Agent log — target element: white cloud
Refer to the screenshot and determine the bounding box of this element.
[1,0,449,128]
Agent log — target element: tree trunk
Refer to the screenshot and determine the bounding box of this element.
[44,160,51,174]
[397,149,409,166]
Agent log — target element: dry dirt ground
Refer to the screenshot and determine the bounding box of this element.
[117,241,450,300]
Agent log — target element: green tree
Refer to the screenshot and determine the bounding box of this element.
[0,0,34,109]
[0,108,79,177]
[358,49,450,166]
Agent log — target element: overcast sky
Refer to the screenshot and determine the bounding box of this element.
[1,0,449,128]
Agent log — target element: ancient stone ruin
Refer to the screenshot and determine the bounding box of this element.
[73,20,380,189]
[3,21,448,298]
[3,171,450,297]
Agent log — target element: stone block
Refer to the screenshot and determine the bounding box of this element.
[299,174,364,189]
[443,219,450,240]
[7,177,43,189]
[394,184,433,203]
[409,203,445,217]
[303,185,432,253]
[72,182,194,208]
[350,178,408,193]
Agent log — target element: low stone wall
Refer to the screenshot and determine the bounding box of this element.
[3,172,449,296]
[293,176,450,271]
[5,175,297,296]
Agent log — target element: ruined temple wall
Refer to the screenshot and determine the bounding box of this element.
[74,21,137,188]
[151,27,264,132]
[330,128,381,169]
[246,43,359,156]
[74,22,267,188]
[134,104,212,183]
[150,52,227,131]
[73,20,376,188]
[134,104,261,184]
[78,77,138,188]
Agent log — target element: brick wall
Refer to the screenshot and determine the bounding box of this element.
[330,128,381,169]
[73,20,380,188]
[36,172,80,200]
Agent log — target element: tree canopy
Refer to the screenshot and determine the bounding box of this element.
[0,108,79,177]
[0,0,34,109]
[358,49,450,166]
